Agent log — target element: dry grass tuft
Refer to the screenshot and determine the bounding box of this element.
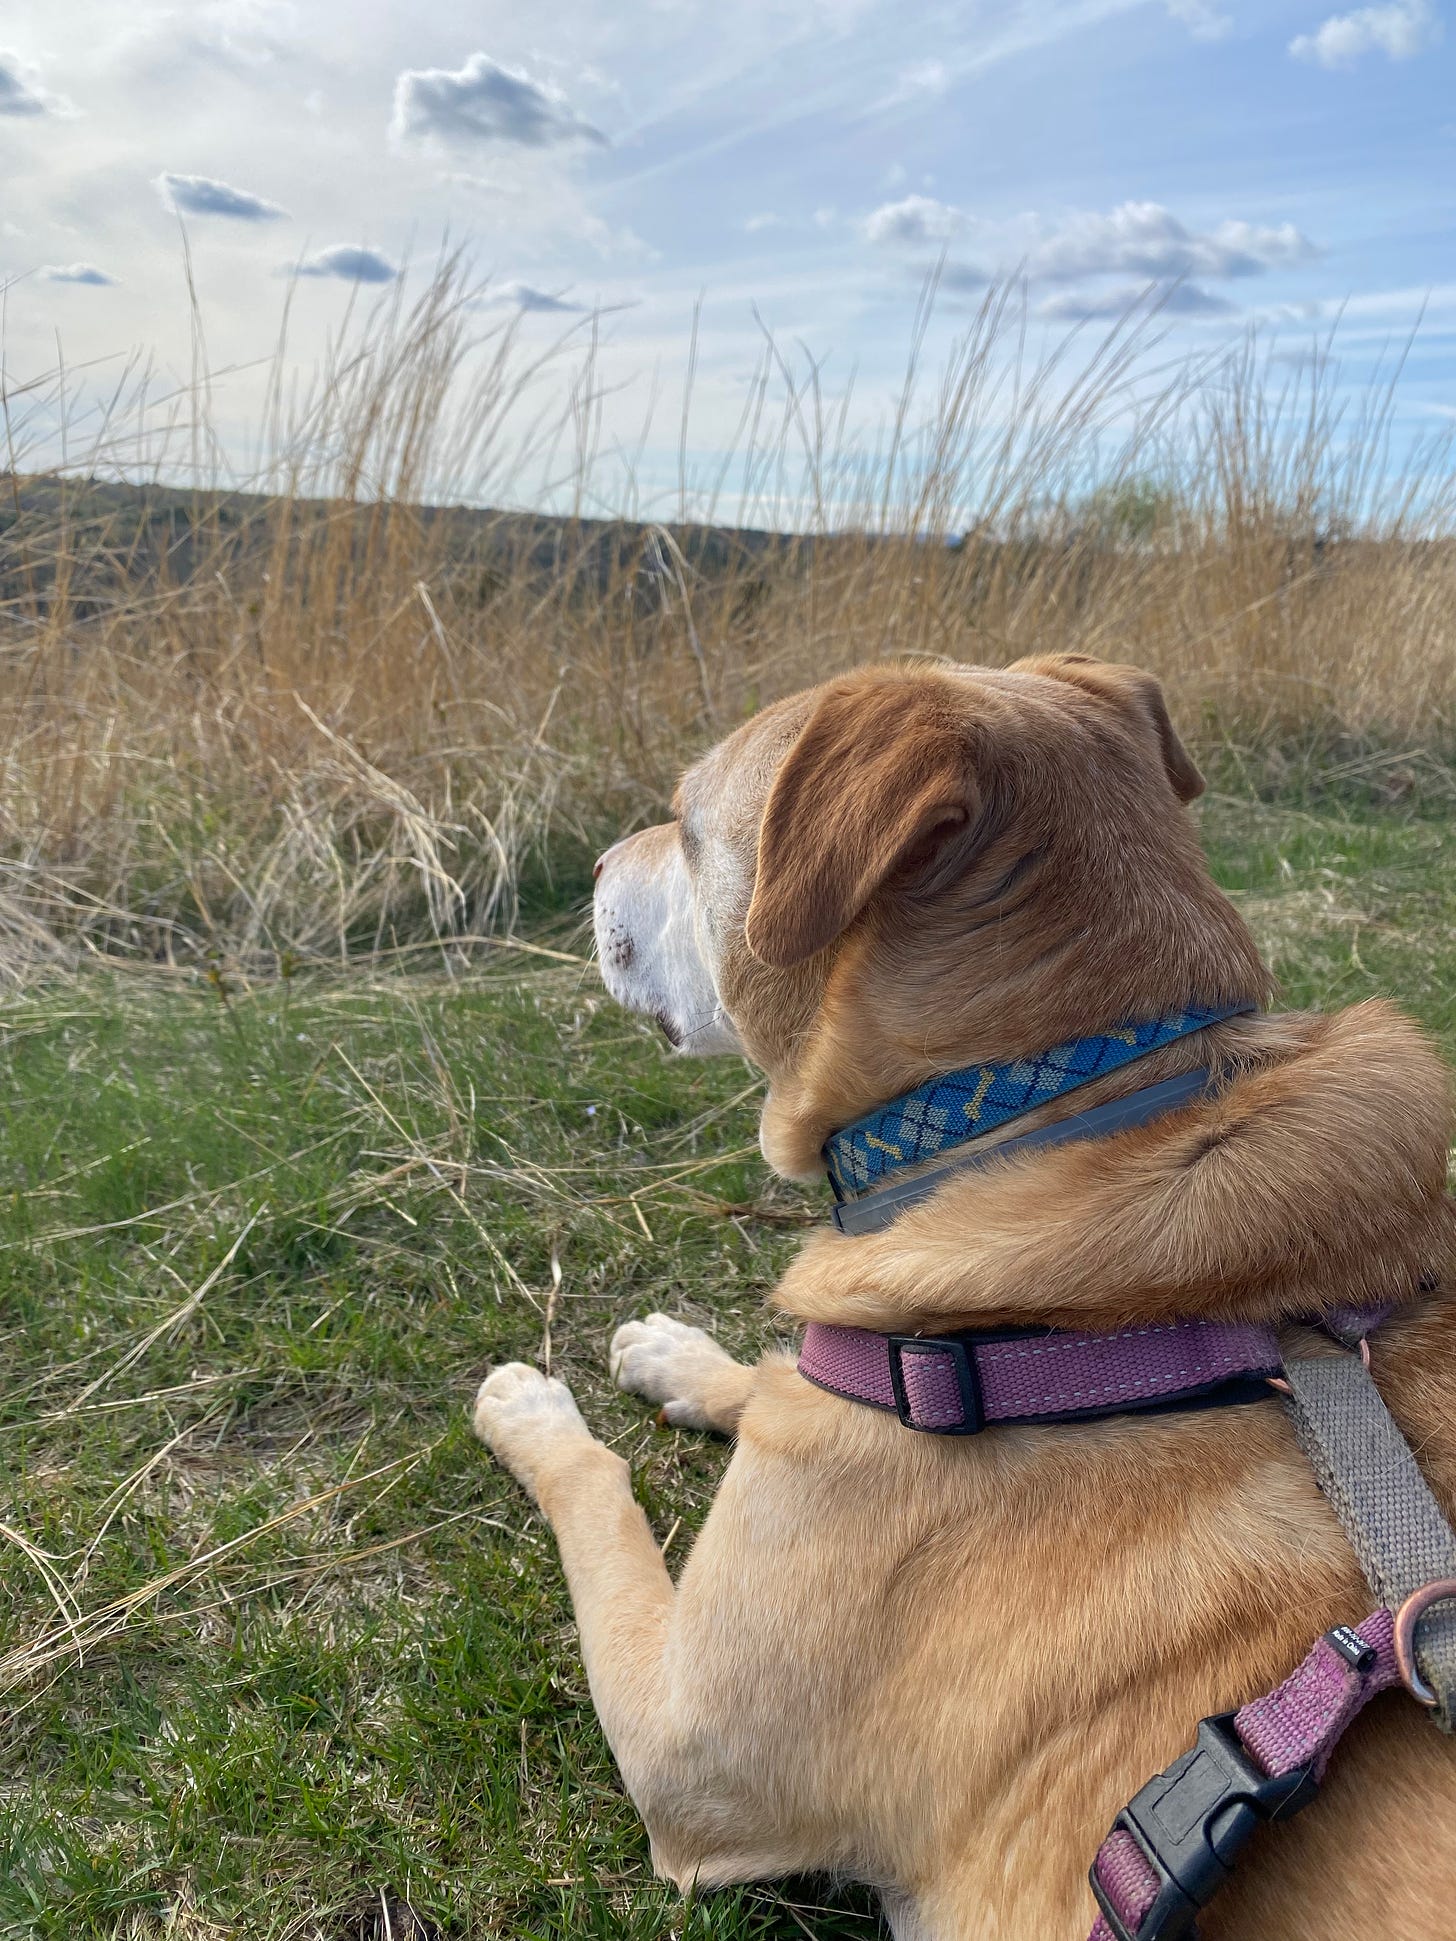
[3,263,1454,976]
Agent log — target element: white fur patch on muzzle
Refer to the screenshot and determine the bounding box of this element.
[594,832,742,1056]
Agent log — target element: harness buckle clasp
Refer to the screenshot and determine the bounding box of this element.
[885,1334,984,1434]
[1089,1713,1319,1941]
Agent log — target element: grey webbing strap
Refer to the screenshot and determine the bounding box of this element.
[1283,1349,1456,1732]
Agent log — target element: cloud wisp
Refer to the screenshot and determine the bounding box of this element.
[1040,280,1236,320]
[496,281,587,313]
[863,194,966,246]
[0,50,71,116]
[156,172,288,221]
[863,198,1317,315]
[293,244,398,284]
[1165,0,1234,40]
[1290,0,1440,66]
[880,58,951,107]
[1025,203,1318,281]
[391,54,607,151]
[42,263,116,286]
[866,197,1316,279]
[175,0,297,72]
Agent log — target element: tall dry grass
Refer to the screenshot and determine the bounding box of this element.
[2,261,1454,978]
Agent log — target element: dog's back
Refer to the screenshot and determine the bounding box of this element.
[480,657,1456,1938]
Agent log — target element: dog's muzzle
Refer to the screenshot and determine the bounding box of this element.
[593,829,741,1057]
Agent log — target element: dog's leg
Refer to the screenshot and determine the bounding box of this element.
[474,1361,825,1893]
[878,1888,936,1941]
[472,1363,685,1813]
[609,1312,757,1434]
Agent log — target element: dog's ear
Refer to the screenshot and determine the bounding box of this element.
[745,676,979,969]
[1016,653,1204,805]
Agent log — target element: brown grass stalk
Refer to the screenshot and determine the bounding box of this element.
[2,263,1454,978]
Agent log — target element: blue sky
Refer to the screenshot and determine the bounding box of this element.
[1,1,1452,516]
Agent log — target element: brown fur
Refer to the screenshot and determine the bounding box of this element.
[474,656,1456,1939]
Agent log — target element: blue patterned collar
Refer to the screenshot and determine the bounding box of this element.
[823,1004,1253,1204]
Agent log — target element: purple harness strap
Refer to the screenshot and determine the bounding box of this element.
[1088,1610,1400,1941]
[795,1308,1422,1940]
[798,1318,1283,1434]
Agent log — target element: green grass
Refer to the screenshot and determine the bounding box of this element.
[3,791,1456,1939]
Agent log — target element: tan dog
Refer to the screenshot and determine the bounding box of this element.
[473,656,1456,1939]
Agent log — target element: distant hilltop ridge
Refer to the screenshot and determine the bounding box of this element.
[0,472,822,621]
[5,469,1440,632]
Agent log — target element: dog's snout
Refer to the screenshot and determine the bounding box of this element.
[594,836,629,884]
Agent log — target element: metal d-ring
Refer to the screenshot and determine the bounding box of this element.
[1267,1333,1371,1397]
[1394,1579,1456,1708]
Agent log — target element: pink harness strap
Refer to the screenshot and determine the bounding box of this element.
[1088,1611,1400,1941]
[798,1317,1284,1433]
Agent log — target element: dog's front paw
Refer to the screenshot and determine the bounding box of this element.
[609,1313,738,1430]
[472,1362,595,1499]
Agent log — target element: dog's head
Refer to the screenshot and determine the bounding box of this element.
[594,656,1268,1176]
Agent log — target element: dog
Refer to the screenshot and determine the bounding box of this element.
[473,655,1456,1938]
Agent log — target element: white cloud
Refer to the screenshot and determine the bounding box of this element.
[862,197,1314,303]
[155,172,288,221]
[863,193,964,246]
[127,2,300,81]
[1040,280,1237,320]
[865,198,1320,308]
[1024,202,1318,280]
[579,214,657,263]
[891,58,949,97]
[293,244,398,283]
[497,280,587,312]
[390,54,607,151]
[1289,0,1439,65]
[440,171,504,197]
[42,263,116,286]
[185,0,296,69]
[744,212,783,233]
[0,50,72,117]
[1208,218,1318,266]
[867,200,1317,293]
[1165,0,1234,39]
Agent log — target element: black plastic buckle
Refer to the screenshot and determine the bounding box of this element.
[1089,1713,1319,1941]
[885,1334,984,1434]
